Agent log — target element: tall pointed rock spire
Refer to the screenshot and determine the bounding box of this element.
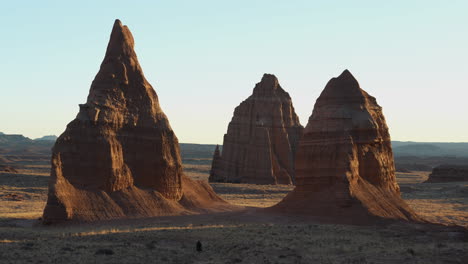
[210,74,303,184]
[270,70,423,223]
[43,20,231,223]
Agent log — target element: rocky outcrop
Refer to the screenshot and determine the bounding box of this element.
[270,70,423,223]
[210,74,303,184]
[209,145,223,182]
[425,165,468,183]
[42,20,233,223]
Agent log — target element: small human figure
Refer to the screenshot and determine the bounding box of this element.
[196,240,202,252]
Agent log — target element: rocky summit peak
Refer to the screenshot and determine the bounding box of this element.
[253,73,281,96]
[319,69,363,99]
[338,69,353,78]
[261,73,279,87]
[86,19,159,113]
[114,19,122,26]
[336,69,359,86]
[261,73,278,83]
[105,19,135,58]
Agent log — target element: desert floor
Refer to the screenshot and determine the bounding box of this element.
[0,162,467,263]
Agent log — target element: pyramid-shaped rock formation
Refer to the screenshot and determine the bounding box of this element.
[210,74,303,184]
[43,20,231,223]
[270,70,423,223]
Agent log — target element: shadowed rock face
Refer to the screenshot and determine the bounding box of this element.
[425,165,468,183]
[209,145,223,182]
[210,74,303,184]
[270,70,423,223]
[43,20,231,223]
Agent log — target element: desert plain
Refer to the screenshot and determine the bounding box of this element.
[0,147,466,264]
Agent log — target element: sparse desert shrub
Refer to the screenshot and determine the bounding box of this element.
[95,249,114,255]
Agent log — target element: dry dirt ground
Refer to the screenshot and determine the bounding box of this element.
[0,163,467,263]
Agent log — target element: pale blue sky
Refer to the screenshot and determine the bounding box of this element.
[0,0,467,143]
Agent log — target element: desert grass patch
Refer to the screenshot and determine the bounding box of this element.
[0,239,21,243]
[70,224,241,237]
[0,215,466,263]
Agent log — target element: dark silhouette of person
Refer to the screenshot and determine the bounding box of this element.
[196,241,202,252]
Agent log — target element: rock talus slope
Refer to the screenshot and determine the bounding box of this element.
[270,70,423,223]
[211,74,303,184]
[43,20,232,223]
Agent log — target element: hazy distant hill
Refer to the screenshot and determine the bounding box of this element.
[181,142,468,170]
[1,132,467,171]
[0,132,53,155]
[392,141,468,157]
[0,133,31,145]
[0,133,221,158]
[34,135,58,141]
[179,143,218,159]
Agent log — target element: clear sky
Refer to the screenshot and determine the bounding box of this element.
[0,0,467,143]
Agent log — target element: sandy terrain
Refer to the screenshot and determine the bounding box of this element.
[397,172,468,227]
[0,163,466,263]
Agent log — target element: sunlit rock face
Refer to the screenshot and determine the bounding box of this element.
[43,20,231,223]
[210,74,303,184]
[270,70,423,223]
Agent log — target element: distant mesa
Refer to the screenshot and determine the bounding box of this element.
[0,133,31,144]
[42,19,234,223]
[34,135,58,141]
[392,142,468,157]
[209,74,303,185]
[0,132,53,156]
[425,165,468,183]
[269,70,423,223]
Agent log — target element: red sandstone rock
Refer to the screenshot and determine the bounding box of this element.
[210,74,303,184]
[42,20,232,223]
[270,70,423,223]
